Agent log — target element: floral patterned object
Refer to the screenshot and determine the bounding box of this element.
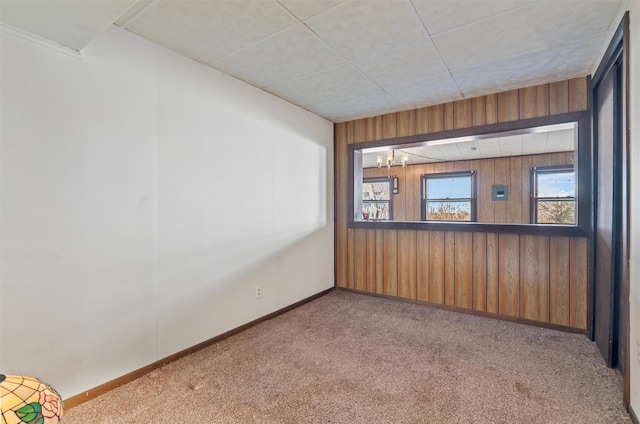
[1,374,64,424]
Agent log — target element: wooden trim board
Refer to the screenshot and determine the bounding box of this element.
[64,288,335,409]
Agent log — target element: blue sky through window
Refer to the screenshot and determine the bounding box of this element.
[537,171,575,197]
[427,176,471,199]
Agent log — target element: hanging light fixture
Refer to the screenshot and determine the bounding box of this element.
[401,154,409,167]
[376,155,383,168]
[386,151,394,169]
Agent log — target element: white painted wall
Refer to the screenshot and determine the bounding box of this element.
[0,26,334,398]
[626,0,640,416]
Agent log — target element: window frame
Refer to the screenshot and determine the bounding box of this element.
[347,111,591,237]
[530,165,576,225]
[421,171,477,222]
[362,176,394,221]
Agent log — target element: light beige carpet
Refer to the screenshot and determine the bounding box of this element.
[63,290,631,423]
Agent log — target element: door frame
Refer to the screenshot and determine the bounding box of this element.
[591,12,630,407]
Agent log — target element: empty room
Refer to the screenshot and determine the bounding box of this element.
[0,0,639,423]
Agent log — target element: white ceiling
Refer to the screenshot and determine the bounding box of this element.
[0,0,624,123]
[361,125,575,168]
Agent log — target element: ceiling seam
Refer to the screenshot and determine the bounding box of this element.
[406,0,464,100]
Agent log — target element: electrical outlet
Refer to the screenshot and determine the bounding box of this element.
[255,285,262,299]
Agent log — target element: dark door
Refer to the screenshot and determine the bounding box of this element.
[593,66,618,366]
[591,13,629,405]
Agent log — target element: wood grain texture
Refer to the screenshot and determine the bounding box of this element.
[397,230,417,299]
[485,94,498,124]
[486,233,499,314]
[472,96,486,127]
[569,76,588,112]
[455,232,473,308]
[383,112,397,138]
[519,85,549,119]
[335,122,348,288]
[508,156,523,223]
[416,107,429,134]
[499,234,520,317]
[397,110,416,137]
[347,228,355,289]
[383,230,398,296]
[454,99,473,129]
[366,229,376,292]
[429,231,445,304]
[375,230,384,294]
[519,235,550,322]
[416,231,430,302]
[444,102,454,131]
[569,237,588,329]
[549,80,569,115]
[550,237,570,326]
[497,89,519,123]
[354,229,367,291]
[444,231,456,305]
[473,232,487,311]
[429,104,444,133]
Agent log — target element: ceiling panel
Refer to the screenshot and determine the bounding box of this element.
[0,0,134,51]
[0,0,625,123]
[433,0,621,72]
[277,0,345,21]
[305,0,449,86]
[412,0,530,36]
[211,24,345,89]
[121,0,297,63]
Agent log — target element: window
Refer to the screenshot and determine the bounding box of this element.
[362,177,392,220]
[531,166,575,224]
[422,171,476,221]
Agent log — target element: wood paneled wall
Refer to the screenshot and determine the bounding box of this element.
[363,151,574,223]
[335,77,589,330]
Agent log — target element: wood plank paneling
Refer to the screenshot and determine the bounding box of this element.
[366,229,376,292]
[444,231,456,305]
[549,80,569,115]
[455,232,473,308]
[444,102,454,131]
[383,113,396,138]
[472,97,486,127]
[485,94,498,124]
[497,89,519,123]
[398,230,417,299]
[519,85,549,119]
[478,159,495,222]
[416,107,429,135]
[354,229,367,291]
[508,156,523,223]
[550,237,570,326]
[416,231,430,301]
[383,230,398,296]
[569,76,588,112]
[335,122,348,288]
[569,237,588,329]
[397,110,416,137]
[473,233,487,311]
[375,230,384,294]
[519,235,550,322]
[499,234,520,317]
[336,77,589,331]
[429,231,445,304]
[486,233,499,313]
[454,99,473,129]
[347,228,355,289]
[429,104,444,133]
